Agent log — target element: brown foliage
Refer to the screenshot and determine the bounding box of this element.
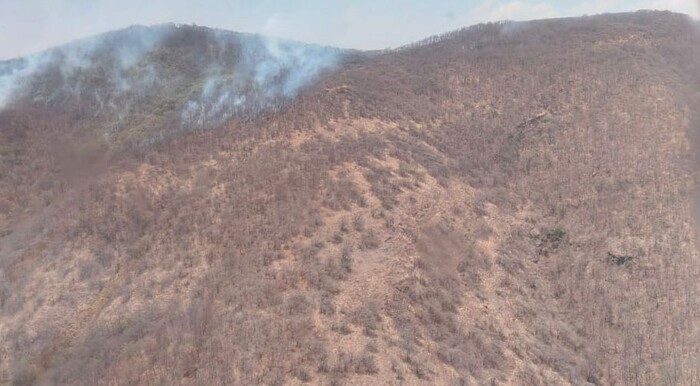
[1,10,699,386]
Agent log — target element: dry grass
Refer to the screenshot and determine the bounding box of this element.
[1,10,699,386]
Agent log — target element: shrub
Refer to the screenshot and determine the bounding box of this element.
[320,293,336,316]
[539,225,567,252]
[286,293,313,316]
[607,252,633,265]
[351,302,382,337]
[330,232,343,244]
[355,353,379,374]
[365,341,379,353]
[544,225,566,244]
[294,367,312,382]
[352,214,365,231]
[340,245,353,274]
[339,217,350,233]
[360,229,381,250]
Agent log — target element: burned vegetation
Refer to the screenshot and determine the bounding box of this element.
[1,10,699,386]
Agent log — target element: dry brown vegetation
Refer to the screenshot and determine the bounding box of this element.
[1,10,699,385]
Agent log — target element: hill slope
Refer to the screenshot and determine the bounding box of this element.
[1,11,699,386]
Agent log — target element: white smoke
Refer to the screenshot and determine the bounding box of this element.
[180,76,248,127]
[255,36,340,97]
[499,20,529,36]
[0,25,169,110]
[0,24,343,142]
[181,32,341,128]
[0,52,52,108]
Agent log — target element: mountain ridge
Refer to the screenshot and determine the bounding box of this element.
[0,22,350,149]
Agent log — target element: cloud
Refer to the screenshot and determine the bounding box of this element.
[0,0,698,59]
[471,0,560,22]
[637,0,698,17]
[573,0,699,17]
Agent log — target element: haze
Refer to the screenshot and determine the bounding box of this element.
[0,0,698,59]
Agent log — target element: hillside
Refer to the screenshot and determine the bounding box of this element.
[1,11,699,385]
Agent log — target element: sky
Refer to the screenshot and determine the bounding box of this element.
[0,0,698,59]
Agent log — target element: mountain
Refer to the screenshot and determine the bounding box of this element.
[0,24,346,148]
[1,11,699,386]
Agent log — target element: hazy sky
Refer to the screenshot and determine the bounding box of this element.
[0,0,698,59]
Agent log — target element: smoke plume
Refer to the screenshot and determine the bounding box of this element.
[0,24,342,145]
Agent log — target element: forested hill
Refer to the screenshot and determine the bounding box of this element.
[1,10,699,385]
